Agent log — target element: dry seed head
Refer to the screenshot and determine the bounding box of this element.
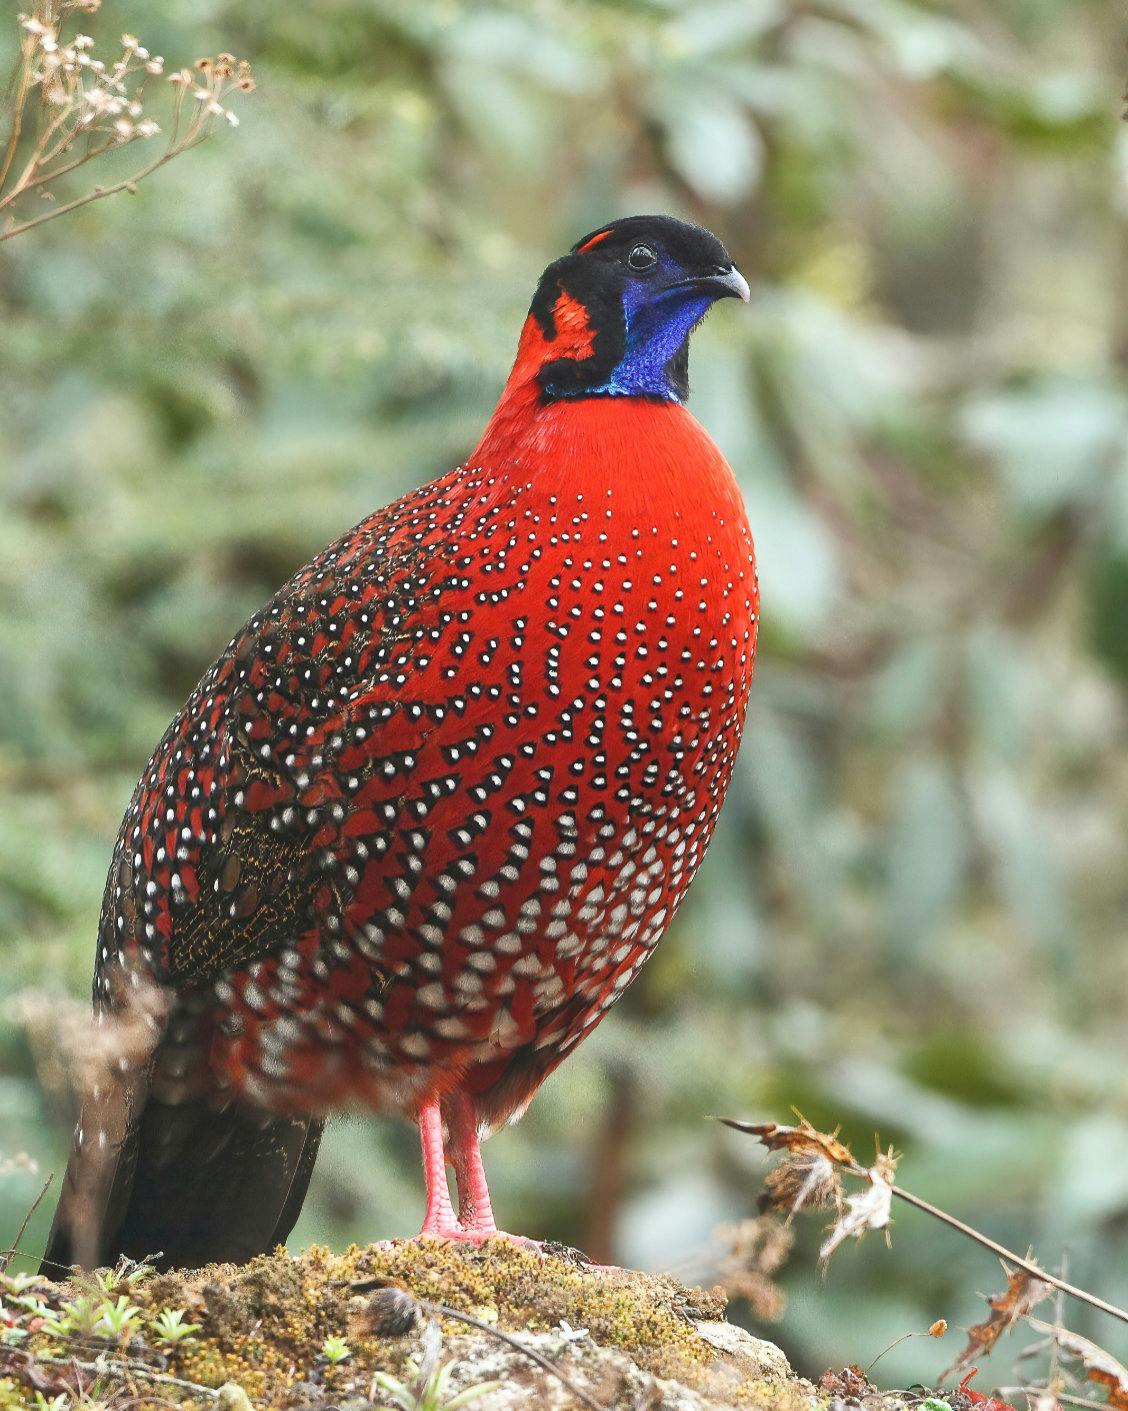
[761,1150,841,1215]
[357,1287,420,1337]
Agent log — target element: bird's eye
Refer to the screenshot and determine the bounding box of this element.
[627,243,657,272]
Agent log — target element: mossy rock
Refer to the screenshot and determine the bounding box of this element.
[10,1240,814,1410]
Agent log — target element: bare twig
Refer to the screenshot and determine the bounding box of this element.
[995,1389,1119,1411]
[0,29,34,191]
[2,142,191,239]
[33,1353,221,1401]
[0,1171,54,1273]
[421,1300,607,1411]
[884,1184,1128,1329]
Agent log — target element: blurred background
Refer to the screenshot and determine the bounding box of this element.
[2,0,1128,1390]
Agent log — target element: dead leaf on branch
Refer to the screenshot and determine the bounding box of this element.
[719,1118,900,1265]
[819,1147,898,1271]
[719,1117,856,1166]
[1026,1317,1128,1411]
[761,1148,841,1216]
[943,1268,1053,1379]
[720,1116,858,1216]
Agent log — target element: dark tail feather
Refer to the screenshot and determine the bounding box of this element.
[42,1094,324,1274]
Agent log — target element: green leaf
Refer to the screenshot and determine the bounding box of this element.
[660,86,763,205]
[961,378,1128,516]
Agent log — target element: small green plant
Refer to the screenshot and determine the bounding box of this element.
[93,1295,142,1339]
[33,1394,69,1411]
[42,1295,102,1338]
[370,1324,500,1411]
[150,1307,202,1346]
[93,1257,153,1293]
[7,1293,49,1318]
[0,1272,45,1295]
[320,1335,352,1365]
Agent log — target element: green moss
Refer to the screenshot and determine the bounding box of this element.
[7,1241,799,1410]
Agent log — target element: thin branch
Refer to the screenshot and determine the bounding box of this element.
[0,133,203,241]
[422,1300,606,1411]
[1,137,115,200]
[1048,1251,1067,1391]
[32,1353,220,1401]
[0,37,34,192]
[882,1182,1128,1329]
[995,1391,1109,1411]
[0,1172,54,1274]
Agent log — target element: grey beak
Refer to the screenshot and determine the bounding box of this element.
[716,264,750,302]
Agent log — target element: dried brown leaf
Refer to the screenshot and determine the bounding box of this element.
[818,1365,873,1401]
[761,1149,842,1216]
[1026,1317,1128,1411]
[944,1269,1053,1378]
[720,1117,856,1167]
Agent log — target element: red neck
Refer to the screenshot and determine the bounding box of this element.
[469,314,744,523]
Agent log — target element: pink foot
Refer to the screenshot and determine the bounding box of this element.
[416,1224,541,1248]
[416,1095,541,1247]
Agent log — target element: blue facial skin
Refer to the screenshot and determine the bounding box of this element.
[590,260,715,403]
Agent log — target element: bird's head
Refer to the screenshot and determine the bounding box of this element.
[525,215,749,405]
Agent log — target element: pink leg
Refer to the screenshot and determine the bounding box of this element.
[414,1092,537,1246]
[417,1097,462,1237]
[449,1092,498,1236]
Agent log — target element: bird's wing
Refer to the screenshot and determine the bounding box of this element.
[47,475,467,1269]
[105,481,461,994]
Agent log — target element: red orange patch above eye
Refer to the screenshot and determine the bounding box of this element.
[577,229,613,253]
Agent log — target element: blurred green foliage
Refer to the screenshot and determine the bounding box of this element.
[2,0,1128,1390]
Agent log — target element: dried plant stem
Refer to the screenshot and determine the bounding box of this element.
[0,133,202,241]
[997,1391,1111,1411]
[0,6,252,241]
[879,1180,1128,1329]
[0,35,35,192]
[31,1353,220,1401]
[7,139,115,199]
[422,1300,606,1411]
[0,1172,53,1274]
[720,1116,1128,1338]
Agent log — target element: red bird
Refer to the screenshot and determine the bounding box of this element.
[43,216,758,1271]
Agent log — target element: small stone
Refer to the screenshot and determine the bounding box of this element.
[216,1384,253,1411]
[694,1320,791,1380]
